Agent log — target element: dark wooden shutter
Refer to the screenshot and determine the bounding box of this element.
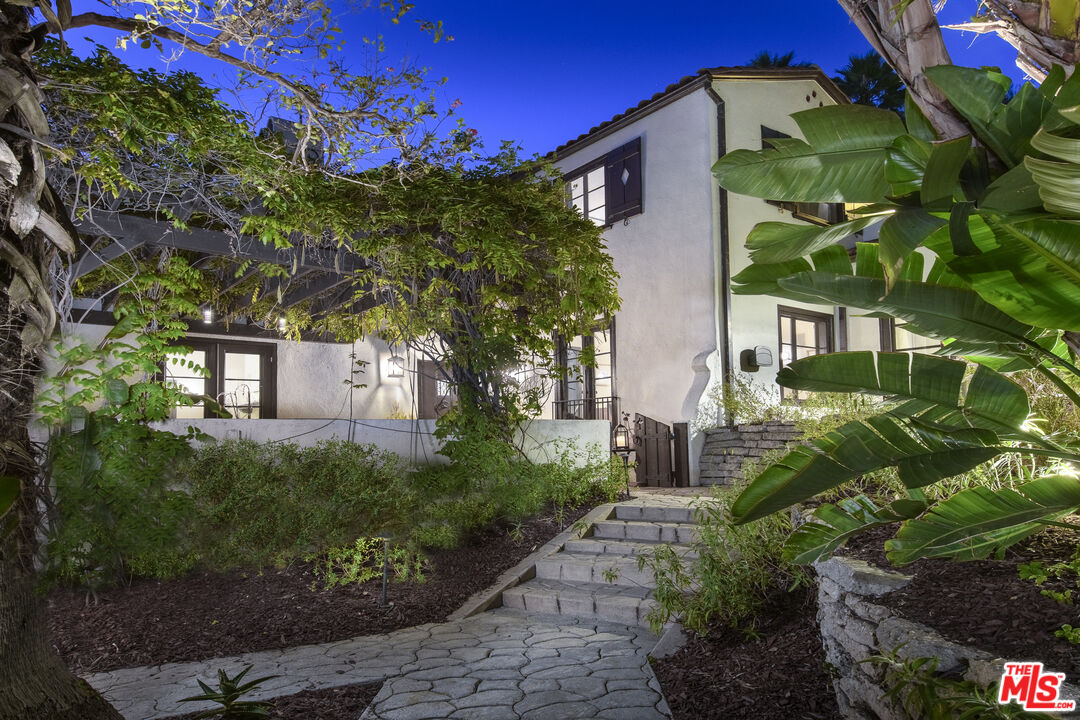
[604,137,642,223]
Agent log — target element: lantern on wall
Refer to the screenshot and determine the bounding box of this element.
[387,354,406,378]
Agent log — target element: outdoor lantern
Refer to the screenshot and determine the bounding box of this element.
[612,422,631,454]
[278,316,287,331]
[202,306,213,324]
[387,354,405,378]
[612,416,632,497]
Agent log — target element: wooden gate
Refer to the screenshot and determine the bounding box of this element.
[632,414,690,488]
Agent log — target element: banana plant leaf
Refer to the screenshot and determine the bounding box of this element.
[925,214,1080,332]
[745,214,884,264]
[729,414,1002,524]
[783,493,928,565]
[713,105,904,203]
[885,475,1080,564]
[731,245,851,303]
[776,352,1030,431]
[923,66,1020,167]
[775,274,1039,353]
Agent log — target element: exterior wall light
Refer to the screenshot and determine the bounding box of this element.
[388,354,405,378]
[202,306,214,324]
[278,316,287,331]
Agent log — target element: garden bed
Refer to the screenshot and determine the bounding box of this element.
[48,503,592,676]
[651,586,840,720]
[843,523,1080,679]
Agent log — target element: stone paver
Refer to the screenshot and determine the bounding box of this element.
[82,495,696,720]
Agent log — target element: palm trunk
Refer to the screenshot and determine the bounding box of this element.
[0,3,122,718]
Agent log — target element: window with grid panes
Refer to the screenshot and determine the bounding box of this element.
[565,138,642,226]
[777,307,833,401]
[879,318,942,353]
[163,339,276,419]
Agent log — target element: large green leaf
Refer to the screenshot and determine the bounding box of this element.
[730,414,1001,523]
[784,493,928,565]
[877,209,946,284]
[776,351,1030,430]
[745,214,884,264]
[924,66,1017,166]
[1023,156,1080,217]
[921,136,972,208]
[926,215,1080,332]
[713,105,903,203]
[885,476,1080,564]
[731,245,851,303]
[776,274,1038,351]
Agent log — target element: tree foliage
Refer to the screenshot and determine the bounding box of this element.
[714,65,1080,566]
[832,51,905,112]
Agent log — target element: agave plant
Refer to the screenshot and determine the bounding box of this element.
[712,65,1080,566]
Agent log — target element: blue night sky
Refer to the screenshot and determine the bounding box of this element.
[68,1,1023,158]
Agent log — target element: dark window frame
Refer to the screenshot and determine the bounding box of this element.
[163,338,277,419]
[564,137,643,226]
[777,306,833,401]
[554,317,617,421]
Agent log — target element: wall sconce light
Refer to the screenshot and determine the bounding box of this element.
[387,354,405,378]
[278,316,287,331]
[739,345,774,373]
[202,306,214,324]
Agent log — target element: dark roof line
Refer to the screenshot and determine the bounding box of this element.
[549,65,848,158]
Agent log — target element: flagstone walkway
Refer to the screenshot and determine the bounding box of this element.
[82,493,710,719]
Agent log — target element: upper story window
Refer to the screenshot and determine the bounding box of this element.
[761,126,845,226]
[164,338,277,419]
[565,138,643,226]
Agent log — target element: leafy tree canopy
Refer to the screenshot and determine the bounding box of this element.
[746,50,813,68]
[832,51,905,112]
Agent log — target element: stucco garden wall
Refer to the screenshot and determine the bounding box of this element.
[814,555,1080,719]
[152,417,611,468]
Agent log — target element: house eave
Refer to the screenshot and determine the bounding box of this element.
[548,66,848,162]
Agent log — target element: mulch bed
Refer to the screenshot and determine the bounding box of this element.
[651,586,839,720]
[843,522,1080,678]
[48,503,592,676]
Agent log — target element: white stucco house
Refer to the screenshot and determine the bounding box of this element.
[58,67,924,477]
[543,66,898,486]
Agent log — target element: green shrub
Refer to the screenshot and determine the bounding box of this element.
[186,438,405,568]
[45,414,199,588]
[640,486,807,635]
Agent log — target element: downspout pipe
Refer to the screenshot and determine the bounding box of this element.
[704,84,735,427]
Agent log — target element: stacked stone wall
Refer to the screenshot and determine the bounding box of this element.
[698,421,802,485]
[815,556,1079,718]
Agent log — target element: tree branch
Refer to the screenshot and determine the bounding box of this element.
[61,12,391,124]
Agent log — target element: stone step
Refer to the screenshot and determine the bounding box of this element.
[501,578,658,628]
[535,552,656,588]
[592,519,699,544]
[613,503,698,524]
[564,537,699,561]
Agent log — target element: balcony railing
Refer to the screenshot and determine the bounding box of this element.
[552,396,619,423]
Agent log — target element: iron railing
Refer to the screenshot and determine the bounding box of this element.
[552,396,619,423]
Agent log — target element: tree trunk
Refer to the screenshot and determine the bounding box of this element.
[0,3,122,718]
[836,0,972,139]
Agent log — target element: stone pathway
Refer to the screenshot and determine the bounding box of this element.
[82,494,709,719]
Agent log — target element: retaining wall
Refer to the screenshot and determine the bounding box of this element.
[149,417,610,468]
[698,421,802,485]
[815,555,1080,719]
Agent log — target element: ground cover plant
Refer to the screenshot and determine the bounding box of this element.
[44,432,624,592]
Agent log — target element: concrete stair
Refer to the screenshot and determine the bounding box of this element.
[500,495,705,628]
